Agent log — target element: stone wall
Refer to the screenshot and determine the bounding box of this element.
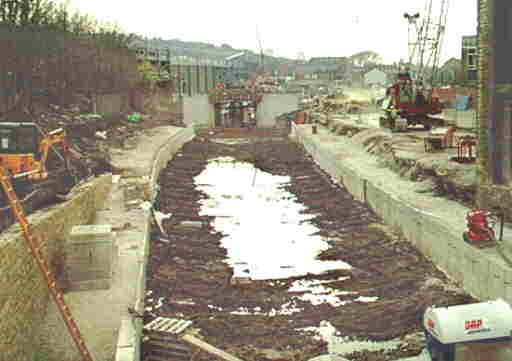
[475,0,512,212]
[477,0,489,183]
[0,175,112,361]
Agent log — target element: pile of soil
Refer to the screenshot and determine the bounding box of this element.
[144,136,475,361]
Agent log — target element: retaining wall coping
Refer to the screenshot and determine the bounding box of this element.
[293,124,512,299]
[115,126,195,361]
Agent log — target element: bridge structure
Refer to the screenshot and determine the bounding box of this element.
[130,44,238,97]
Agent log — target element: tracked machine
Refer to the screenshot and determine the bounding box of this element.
[380,72,444,130]
[0,122,89,232]
[380,0,449,131]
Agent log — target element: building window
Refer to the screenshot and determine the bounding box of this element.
[467,48,477,68]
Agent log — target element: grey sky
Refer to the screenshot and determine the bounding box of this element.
[63,0,477,64]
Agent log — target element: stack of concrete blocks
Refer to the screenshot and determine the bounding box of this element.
[66,224,114,291]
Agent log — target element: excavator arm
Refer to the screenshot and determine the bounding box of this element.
[37,128,68,174]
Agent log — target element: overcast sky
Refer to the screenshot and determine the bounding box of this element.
[62,0,477,64]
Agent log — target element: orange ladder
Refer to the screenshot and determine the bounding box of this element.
[0,166,94,361]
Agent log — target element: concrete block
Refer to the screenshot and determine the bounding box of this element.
[488,261,507,300]
[445,238,463,283]
[256,94,298,128]
[365,181,383,216]
[421,217,448,263]
[459,244,479,292]
[462,245,479,296]
[472,256,490,299]
[339,166,364,201]
[401,208,423,248]
[432,237,448,273]
[66,224,113,291]
[384,193,400,230]
[117,317,136,348]
[504,268,512,305]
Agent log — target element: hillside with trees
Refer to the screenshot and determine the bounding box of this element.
[130,36,296,69]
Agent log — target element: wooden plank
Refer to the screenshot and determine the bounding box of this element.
[182,334,245,361]
[147,346,190,359]
[147,333,188,344]
[147,339,191,352]
[146,354,189,361]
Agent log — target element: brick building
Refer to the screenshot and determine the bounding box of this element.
[477,0,512,211]
[462,35,478,83]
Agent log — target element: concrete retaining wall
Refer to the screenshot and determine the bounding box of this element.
[115,126,195,361]
[256,94,299,127]
[292,124,512,304]
[183,94,214,128]
[0,175,112,361]
[183,94,299,129]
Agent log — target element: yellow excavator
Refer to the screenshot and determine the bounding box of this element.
[0,122,88,231]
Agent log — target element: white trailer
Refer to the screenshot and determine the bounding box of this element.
[400,299,512,361]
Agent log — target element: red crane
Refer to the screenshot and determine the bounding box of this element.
[380,0,449,131]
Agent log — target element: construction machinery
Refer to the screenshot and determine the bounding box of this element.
[380,72,443,130]
[0,164,94,361]
[399,299,512,361]
[380,0,449,131]
[462,209,499,246]
[0,122,88,231]
[461,208,512,266]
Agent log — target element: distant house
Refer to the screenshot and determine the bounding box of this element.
[364,69,387,86]
[461,35,477,84]
[436,57,463,85]
[290,57,353,82]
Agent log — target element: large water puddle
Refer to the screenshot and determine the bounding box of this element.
[194,156,351,281]
[193,157,381,316]
[184,156,413,358]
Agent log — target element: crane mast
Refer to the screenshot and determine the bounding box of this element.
[404,0,449,88]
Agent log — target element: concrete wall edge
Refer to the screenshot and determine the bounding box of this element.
[291,124,512,303]
[115,127,195,361]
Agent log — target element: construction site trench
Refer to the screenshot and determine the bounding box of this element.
[143,135,474,361]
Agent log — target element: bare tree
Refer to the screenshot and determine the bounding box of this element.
[0,0,139,117]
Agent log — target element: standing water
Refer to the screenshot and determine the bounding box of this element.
[194,156,351,281]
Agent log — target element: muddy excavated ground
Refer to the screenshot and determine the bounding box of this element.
[143,136,475,361]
